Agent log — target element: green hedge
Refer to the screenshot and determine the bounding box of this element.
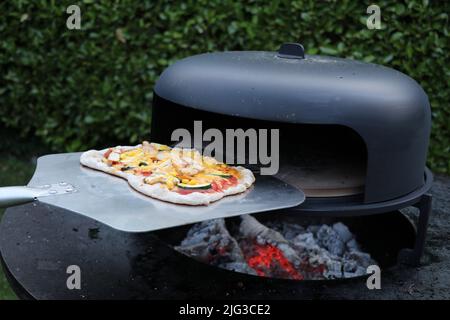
[1,0,449,173]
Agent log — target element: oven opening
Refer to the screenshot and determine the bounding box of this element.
[276,124,367,198]
[151,96,368,198]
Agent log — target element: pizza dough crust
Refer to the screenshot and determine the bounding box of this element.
[80,146,255,206]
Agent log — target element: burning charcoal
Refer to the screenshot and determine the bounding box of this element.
[177,217,377,281]
[239,216,283,241]
[346,238,361,252]
[332,222,353,243]
[344,251,374,268]
[291,232,320,253]
[281,223,306,241]
[277,243,297,258]
[237,215,304,280]
[175,219,247,266]
[289,231,344,279]
[306,225,320,235]
[343,257,370,276]
[266,221,306,241]
[316,225,345,257]
[179,221,216,247]
[343,259,358,273]
[343,266,366,278]
[323,260,343,279]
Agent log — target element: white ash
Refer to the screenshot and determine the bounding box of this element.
[346,238,361,252]
[316,224,346,256]
[265,221,306,241]
[332,222,353,243]
[267,220,375,279]
[176,216,376,280]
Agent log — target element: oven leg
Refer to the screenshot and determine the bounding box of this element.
[398,193,432,266]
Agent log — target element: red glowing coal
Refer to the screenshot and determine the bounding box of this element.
[246,244,304,280]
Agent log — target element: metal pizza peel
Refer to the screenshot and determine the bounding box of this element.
[0,153,305,232]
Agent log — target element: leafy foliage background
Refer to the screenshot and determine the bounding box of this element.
[1,0,449,173]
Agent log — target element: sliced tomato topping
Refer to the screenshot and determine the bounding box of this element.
[211,176,238,191]
[103,148,113,159]
[226,175,238,186]
[230,175,238,182]
[139,171,152,177]
[211,181,222,192]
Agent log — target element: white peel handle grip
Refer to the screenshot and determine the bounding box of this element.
[0,186,42,208]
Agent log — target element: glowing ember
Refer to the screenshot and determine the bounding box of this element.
[246,243,304,280]
[176,218,376,280]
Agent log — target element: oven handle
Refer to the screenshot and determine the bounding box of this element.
[0,186,45,208]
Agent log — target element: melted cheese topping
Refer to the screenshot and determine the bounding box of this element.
[105,141,240,190]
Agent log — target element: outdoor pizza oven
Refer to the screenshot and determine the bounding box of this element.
[152,43,431,204]
[151,43,433,266]
[0,43,434,299]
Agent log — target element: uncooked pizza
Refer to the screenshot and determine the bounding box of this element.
[80,141,255,205]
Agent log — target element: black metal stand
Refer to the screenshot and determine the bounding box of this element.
[398,193,432,266]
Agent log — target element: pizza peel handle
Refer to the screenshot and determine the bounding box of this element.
[0,186,42,207]
[0,183,77,208]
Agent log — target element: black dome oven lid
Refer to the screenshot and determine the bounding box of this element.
[155,43,431,204]
[155,43,429,126]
